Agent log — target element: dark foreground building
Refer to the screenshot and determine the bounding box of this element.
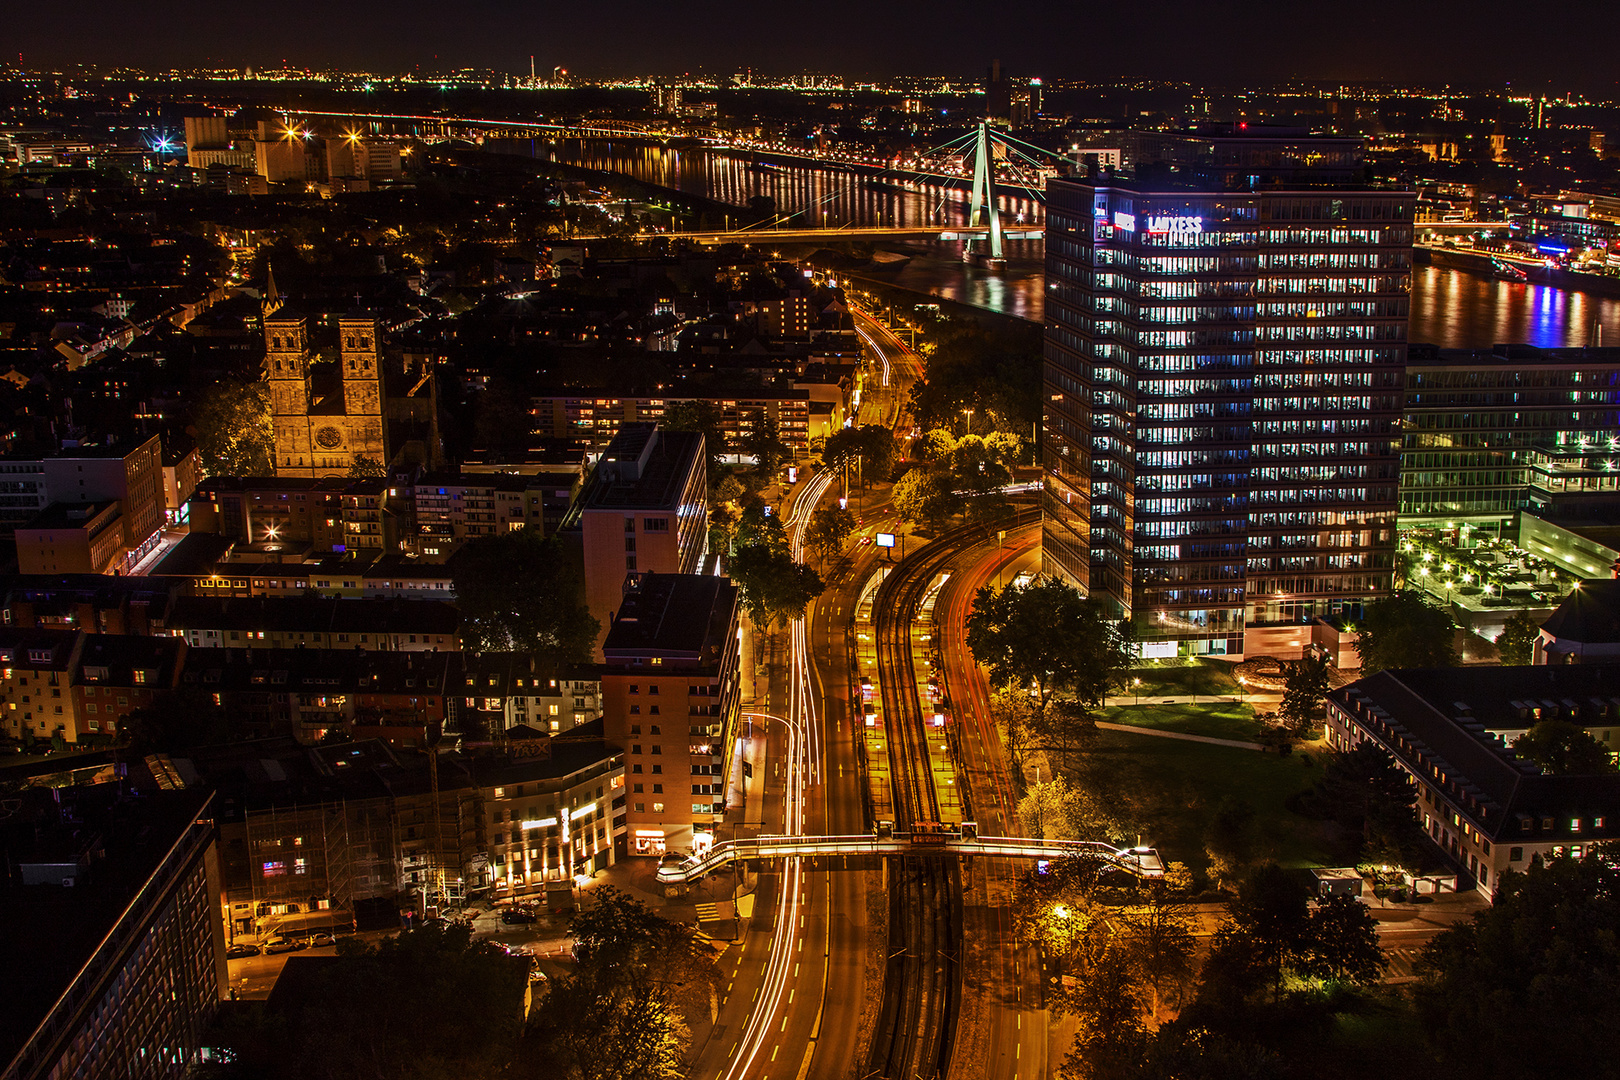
[0,789,225,1080]
[1327,664,1620,900]
[1043,126,1414,658]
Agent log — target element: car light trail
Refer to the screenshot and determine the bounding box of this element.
[722,464,834,1080]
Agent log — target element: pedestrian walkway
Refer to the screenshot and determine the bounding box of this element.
[1092,721,1266,752]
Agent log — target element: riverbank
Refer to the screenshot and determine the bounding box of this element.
[1417,246,1620,301]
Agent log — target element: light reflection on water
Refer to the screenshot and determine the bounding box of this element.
[536,140,1620,347]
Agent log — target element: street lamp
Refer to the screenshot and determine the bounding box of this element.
[1237,677,1247,705]
[961,408,974,436]
[1132,677,1142,706]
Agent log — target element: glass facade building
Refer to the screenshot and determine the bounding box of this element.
[1042,129,1414,656]
[1401,344,1620,529]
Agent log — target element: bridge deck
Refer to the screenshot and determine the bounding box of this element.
[655,833,1164,884]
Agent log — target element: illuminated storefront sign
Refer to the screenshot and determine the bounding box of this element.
[1144,215,1204,234]
[1112,211,1137,232]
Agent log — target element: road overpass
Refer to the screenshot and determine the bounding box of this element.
[655,831,1165,885]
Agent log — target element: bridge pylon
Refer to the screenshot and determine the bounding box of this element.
[965,122,1005,267]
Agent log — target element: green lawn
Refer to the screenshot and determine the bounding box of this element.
[1125,658,1241,698]
[1061,728,1354,875]
[1098,702,1261,742]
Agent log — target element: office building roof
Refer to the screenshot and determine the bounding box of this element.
[1330,665,1620,841]
[580,424,703,513]
[602,573,737,663]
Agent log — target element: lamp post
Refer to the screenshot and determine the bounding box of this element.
[1132,677,1142,706]
[1237,677,1247,706]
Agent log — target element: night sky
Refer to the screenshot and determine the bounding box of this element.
[10,0,1620,90]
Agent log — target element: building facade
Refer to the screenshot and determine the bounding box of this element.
[0,791,225,1080]
[600,573,741,856]
[1043,128,1413,657]
[1400,344,1620,531]
[577,424,708,656]
[1326,665,1620,900]
[268,314,389,478]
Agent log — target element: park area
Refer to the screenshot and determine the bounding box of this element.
[1056,695,1359,883]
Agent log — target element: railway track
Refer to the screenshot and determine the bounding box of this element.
[864,509,1037,1080]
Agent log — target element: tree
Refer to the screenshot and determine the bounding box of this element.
[739,410,791,478]
[123,688,233,754]
[472,378,536,457]
[1415,850,1620,1080]
[1354,590,1458,673]
[1494,610,1541,666]
[1056,944,1147,1080]
[1018,776,1071,840]
[967,577,1132,736]
[1204,797,1257,891]
[1224,863,1311,1000]
[947,434,1013,497]
[347,454,385,478]
[662,401,727,488]
[522,888,716,1080]
[1361,796,1433,877]
[1296,894,1386,985]
[890,467,960,531]
[989,687,1037,770]
[728,542,824,630]
[1277,655,1331,735]
[1512,720,1617,775]
[192,379,273,476]
[915,428,957,463]
[1120,891,1198,1021]
[803,504,856,563]
[451,529,599,659]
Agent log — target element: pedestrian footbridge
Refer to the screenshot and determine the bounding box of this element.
[655,831,1165,885]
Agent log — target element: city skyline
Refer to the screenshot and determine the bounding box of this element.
[7,0,1619,92]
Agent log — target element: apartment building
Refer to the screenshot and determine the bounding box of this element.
[600,573,741,856]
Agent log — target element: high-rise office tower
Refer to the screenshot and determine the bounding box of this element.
[1042,127,1414,658]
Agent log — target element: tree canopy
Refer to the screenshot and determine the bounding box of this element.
[192,379,273,476]
[738,410,791,478]
[804,504,856,563]
[661,401,727,489]
[966,576,1132,723]
[821,424,897,486]
[728,540,824,629]
[521,888,719,1080]
[451,529,599,659]
[1494,610,1541,666]
[206,925,528,1080]
[905,317,1040,438]
[1416,850,1620,1080]
[1277,655,1331,735]
[1353,590,1458,673]
[1512,719,1617,775]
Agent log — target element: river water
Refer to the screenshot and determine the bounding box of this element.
[536,139,1620,347]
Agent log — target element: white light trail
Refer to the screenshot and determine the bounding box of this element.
[722,465,834,1080]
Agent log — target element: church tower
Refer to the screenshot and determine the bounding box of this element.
[337,316,387,471]
[267,314,314,475]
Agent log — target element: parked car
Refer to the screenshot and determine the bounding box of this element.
[306,931,335,947]
[501,908,537,925]
[226,943,259,960]
[262,935,303,955]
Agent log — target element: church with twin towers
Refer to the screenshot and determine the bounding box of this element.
[264,307,443,478]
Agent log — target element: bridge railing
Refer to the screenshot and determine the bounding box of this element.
[655,834,1164,884]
